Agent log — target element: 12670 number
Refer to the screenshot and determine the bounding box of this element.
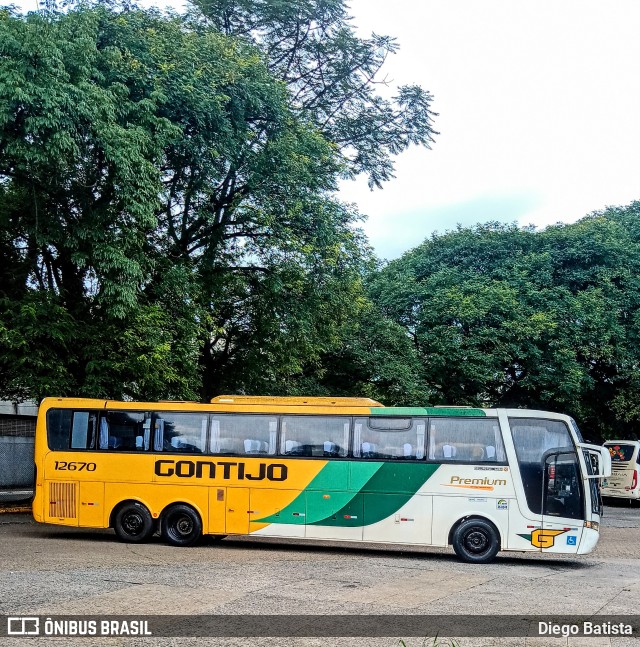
[54,461,96,472]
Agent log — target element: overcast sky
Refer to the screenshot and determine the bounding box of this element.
[13,0,640,259]
[342,0,640,258]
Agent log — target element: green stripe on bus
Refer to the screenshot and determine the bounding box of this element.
[312,463,440,527]
[360,462,441,494]
[423,407,486,417]
[368,407,486,417]
[256,461,442,527]
[368,407,430,416]
[255,461,383,524]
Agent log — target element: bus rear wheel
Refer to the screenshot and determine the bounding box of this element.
[161,504,202,547]
[113,502,155,543]
[452,518,500,563]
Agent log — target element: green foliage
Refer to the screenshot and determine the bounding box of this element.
[192,0,438,187]
[3,1,640,449]
[0,293,79,400]
[280,299,432,406]
[369,206,640,440]
[2,2,430,402]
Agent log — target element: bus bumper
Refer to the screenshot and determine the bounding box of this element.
[602,488,640,500]
[577,527,599,554]
[32,484,43,522]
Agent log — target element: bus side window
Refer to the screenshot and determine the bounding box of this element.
[153,412,207,453]
[45,409,100,451]
[428,418,505,463]
[354,417,425,460]
[69,411,98,450]
[209,414,277,456]
[280,416,349,458]
[46,409,73,450]
[101,411,149,451]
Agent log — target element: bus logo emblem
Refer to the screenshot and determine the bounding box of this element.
[518,529,567,548]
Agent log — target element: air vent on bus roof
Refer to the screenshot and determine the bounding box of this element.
[210,395,384,407]
[433,405,474,409]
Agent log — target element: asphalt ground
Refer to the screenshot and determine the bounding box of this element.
[1,500,639,647]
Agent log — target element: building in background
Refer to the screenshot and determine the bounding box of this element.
[0,400,38,500]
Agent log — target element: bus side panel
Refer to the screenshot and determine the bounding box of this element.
[250,460,365,540]
[426,463,513,547]
[506,501,583,553]
[78,481,105,527]
[249,489,305,537]
[362,493,432,544]
[539,521,582,555]
[43,479,79,526]
[225,487,250,534]
[302,460,364,541]
[304,490,364,541]
[207,487,227,535]
[431,496,509,548]
[506,500,540,551]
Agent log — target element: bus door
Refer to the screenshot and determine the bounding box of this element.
[540,451,584,553]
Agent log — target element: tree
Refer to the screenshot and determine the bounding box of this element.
[3,2,434,402]
[1,5,183,399]
[368,208,640,440]
[193,0,438,188]
[0,5,351,399]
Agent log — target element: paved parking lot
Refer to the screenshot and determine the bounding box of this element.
[1,501,639,646]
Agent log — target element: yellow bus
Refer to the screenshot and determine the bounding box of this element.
[33,396,610,563]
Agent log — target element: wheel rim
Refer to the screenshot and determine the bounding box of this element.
[464,528,490,554]
[122,511,144,537]
[169,513,194,540]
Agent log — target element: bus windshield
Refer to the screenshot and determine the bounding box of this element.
[509,417,583,519]
[606,444,637,462]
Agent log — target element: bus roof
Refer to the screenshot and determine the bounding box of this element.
[210,395,384,407]
[371,407,487,417]
[39,397,496,417]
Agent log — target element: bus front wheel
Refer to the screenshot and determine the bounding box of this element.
[113,502,155,543]
[161,504,202,547]
[452,518,500,563]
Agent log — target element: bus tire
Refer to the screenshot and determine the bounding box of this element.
[161,504,202,547]
[452,518,500,563]
[113,502,155,543]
